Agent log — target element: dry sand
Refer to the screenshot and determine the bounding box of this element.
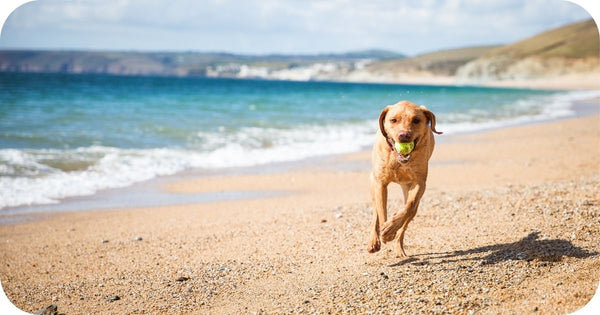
[341,73,600,91]
[1,113,599,314]
[480,73,600,91]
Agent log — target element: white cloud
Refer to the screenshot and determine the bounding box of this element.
[0,0,594,55]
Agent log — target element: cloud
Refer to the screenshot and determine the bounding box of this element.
[0,0,593,55]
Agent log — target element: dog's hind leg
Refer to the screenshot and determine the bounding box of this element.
[395,199,420,257]
[394,183,417,257]
[380,182,425,244]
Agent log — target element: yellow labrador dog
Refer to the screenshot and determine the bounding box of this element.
[367,100,442,257]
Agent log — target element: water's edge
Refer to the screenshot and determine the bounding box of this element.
[1,97,597,225]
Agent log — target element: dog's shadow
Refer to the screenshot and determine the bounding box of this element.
[390,231,597,267]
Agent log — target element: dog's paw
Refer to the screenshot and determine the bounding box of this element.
[380,222,398,243]
[367,239,381,253]
[395,243,408,258]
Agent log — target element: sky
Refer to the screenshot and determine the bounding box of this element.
[0,0,596,56]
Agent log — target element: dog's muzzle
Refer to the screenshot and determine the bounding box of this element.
[391,137,419,164]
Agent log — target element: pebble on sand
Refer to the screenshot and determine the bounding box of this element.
[105,295,120,302]
[36,304,58,315]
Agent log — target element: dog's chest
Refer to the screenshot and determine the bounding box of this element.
[387,162,421,183]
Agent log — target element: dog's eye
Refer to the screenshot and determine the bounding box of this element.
[390,118,397,123]
[412,118,421,124]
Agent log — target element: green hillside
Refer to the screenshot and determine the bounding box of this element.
[485,19,599,59]
[456,19,600,81]
[366,45,500,75]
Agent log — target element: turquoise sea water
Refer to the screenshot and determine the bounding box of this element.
[0,72,597,208]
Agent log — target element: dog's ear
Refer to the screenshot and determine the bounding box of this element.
[420,106,443,135]
[378,106,391,140]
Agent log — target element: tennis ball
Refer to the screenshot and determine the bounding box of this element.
[394,141,414,155]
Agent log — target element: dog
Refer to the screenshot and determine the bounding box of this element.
[367,100,442,257]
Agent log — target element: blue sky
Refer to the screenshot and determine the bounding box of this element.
[0,0,596,56]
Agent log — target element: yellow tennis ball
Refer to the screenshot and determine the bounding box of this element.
[394,141,414,155]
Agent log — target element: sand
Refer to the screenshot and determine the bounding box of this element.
[480,73,600,91]
[1,113,599,314]
[341,73,600,91]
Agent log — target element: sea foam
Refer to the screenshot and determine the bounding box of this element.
[0,122,376,209]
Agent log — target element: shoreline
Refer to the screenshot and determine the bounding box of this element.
[0,111,598,314]
[339,74,600,91]
[1,97,598,224]
[1,95,598,224]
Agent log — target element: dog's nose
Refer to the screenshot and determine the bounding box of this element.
[398,131,412,142]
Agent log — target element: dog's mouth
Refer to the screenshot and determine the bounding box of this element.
[394,137,419,164]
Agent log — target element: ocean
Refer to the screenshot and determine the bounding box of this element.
[1,72,598,209]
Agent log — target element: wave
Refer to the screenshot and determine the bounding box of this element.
[1,89,598,209]
[0,122,376,209]
[438,90,600,134]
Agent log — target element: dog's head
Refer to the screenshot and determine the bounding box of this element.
[378,100,442,163]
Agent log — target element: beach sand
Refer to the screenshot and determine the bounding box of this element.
[1,113,599,314]
[342,72,600,91]
[480,73,600,91]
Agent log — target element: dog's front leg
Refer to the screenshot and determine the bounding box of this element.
[368,174,388,253]
[380,182,425,244]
